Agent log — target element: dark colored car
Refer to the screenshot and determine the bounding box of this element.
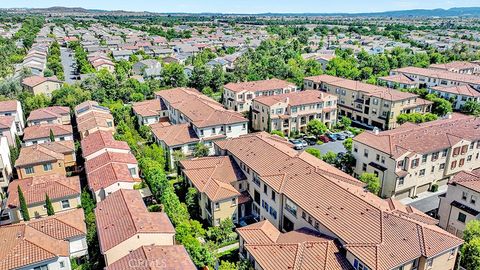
[303,136,317,145]
[336,133,346,140]
[318,135,330,143]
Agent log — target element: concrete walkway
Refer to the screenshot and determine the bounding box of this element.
[399,184,448,213]
[216,242,239,253]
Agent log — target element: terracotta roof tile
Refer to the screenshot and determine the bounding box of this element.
[0,100,18,112]
[23,124,73,141]
[26,208,86,240]
[151,123,200,147]
[81,130,130,159]
[15,143,69,167]
[393,66,480,85]
[253,90,337,107]
[0,116,14,129]
[87,162,140,192]
[449,168,480,192]
[224,79,296,93]
[27,106,70,122]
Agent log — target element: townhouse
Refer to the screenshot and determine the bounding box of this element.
[132,59,162,79]
[27,106,71,126]
[85,151,141,202]
[132,98,168,126]
[212,132,463,270]
[95,189,176,265]
[180,156,248,226]
[0,116,17,147]
[0,223,72,269]
[237,220,352,270]
[75,101,115,139]
[384,66,480,90]
[252,90,338,136]
[15,141,76,178]
[3,174,81,223]
[353,113,480,199]
[429,61,480,75]
[23,124,74,146]
[21,75,63,97]
[154,88,248,167]
[223,79,298,112]
[0,137,12,194]
[0,100,25,136]
[429,84,480,110]
[438,168,480,238]
[81,130,131,161]
[304,75,432,130]
[105,245,196,270]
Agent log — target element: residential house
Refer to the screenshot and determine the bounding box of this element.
[112,50,133,61]
[304,75,432,130]
[81,130,131,161]
[95,189,176,265]
[0,223,72,269]
[213,132,463,270]
[0,100,25,135]
[0,137,12,193]
[4,174,80,223]
[0,116,18,147]
[132,99,168,126]
[237,220,352,270]
[378,73,417,89]
[85,151,141,202]
[22,75,63,97]
[429,84,480,110]
[132,59,162,79]
[353,113,480,199]
[23,124,73,146]
[430,61,480,75]
[27,106,71,126]
[438,169,480,238]
[15,141,76,179]
[75,101,115,139]
[180,156,249,226]
[252,90,338,136]
[92,60,115,72]
[223,79,298,112]
[302,53,336,71]
[105,245,196,270]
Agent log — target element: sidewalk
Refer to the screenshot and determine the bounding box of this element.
[216,242,239,253]
[399,184,448,213]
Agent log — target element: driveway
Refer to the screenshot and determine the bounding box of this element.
[60,47,79,84]
[306,140,346,155]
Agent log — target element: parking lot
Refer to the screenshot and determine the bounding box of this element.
[306,140,347,155]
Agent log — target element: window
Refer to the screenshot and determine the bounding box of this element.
[459,158,465,167]
[431,152,439,161]
[271,191,276,202]
[231,198,236,206]
[471,195,477,205]
[107,121,113,127]
[468,155,473,161]
[458,212,467,223]
[263,184,268,194]
[440,163,445,170]
[426,259,433,268]
[25,167,34,175]
[363,149,368,158]
[461,145,468,154]
[61,199,70,209]
[419,169,425,177]
[285,199,297,217]
[353,259,369,270]
[381,156,385,164]
[411,159,419,168]
[211,128,216,134]
[422,154,428,163]
[398,177,405,186]
[442,149,448,157]
[362,163,367,171]
[129,167,137,176]
[214,202,220,211]
[376,154,380,161]
[462,191,468,201]
[228,126,232,132]
[302,211,307,220]
[453,147,460,156]
[269,207,277,219]
[43,163,52,171]
[451,161,457,169]
[33,265,48,270]
[431,166,435,173]
[215,218,220,226]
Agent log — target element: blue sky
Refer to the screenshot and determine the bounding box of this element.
[1,0,480,13]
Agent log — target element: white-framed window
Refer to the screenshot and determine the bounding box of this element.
[43,163,53,172]
[25,167,35,175]
[61,199,70,209]
[129,167,137,176]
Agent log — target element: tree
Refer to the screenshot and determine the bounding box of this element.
[359,173,381,195]
[45,194,54,216]
[193,143,209,158]
[426,94,453,116]
[161,62,187,87]
[464,220,480,244]
[270,130,285,138]
[321,151,337,164]
[306,119,328,137]
[49,129,55,142]
[185,187,200,218]
[462,238,480,270]
[207,218,234,244]
[340,116,352,129]
[18,185,30,221]
[305,148,321,158]
[219,261,237,270]
[343,138,353,152]
[462,100,480,117]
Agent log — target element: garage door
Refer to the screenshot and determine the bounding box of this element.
[416,183,430,194]
[395,189,410,200]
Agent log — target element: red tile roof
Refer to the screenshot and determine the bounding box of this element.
[7,174,80,207]
[15,142,72,167]
[0,116,14,129]
[151,123,200,147]
[87,162,140,192]
[95,190,175,252]
[132,99,165,117]
[431,84,480,97]
[77,111,114,133]
[105,245,196,270]
[80,130,130,159]
[27,106,70,122]
[224,79,296,93]
[86,151,137,174]
[26,208,86,240]
[23,124,73,141]
[393,66,480,85]
[0,100,18,113]
[253,90,337,107]
[449,168,480,193]
[22,75,62,88]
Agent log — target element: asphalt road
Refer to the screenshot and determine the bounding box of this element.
[306,140,347,155]
[60,47,78,84]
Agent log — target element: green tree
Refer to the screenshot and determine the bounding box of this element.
[343,138,353,152]
[185,187,200,218]
[49,129,55,142]
[321,151,337,164]
[219,261,237,270]
[306,119,328,137]
[207,218,235,244]
[340,116,352,129]
[462,238,480,270]
[464,220,480,243]
[270,130,285,138]
[161,62,187,87]
[426,94,453,116]
[462,100,480,116]
[305,148,321,158]
[45,194,54,216]
[193,143,209,158]
[18,185,30,221]
[359,173,381,195]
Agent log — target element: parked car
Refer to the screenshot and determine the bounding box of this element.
[300,139,308,148]
[303,136,317,145]
[326,133,338,141]
[336,133,346,140]
[343,131,354,138]
[318,135,330,143]
[289,139,304,150]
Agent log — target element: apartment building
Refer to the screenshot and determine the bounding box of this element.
[0,137,12,193]
[213,132,463,270]
[132,98,168,126]
[105,245,196,270]
[27,106,71,126]
[252,90,338,136]
[353,113,480,199]
[384,66,480,90]
[0,100,25,135]
[95,189,176,265]
[438,169,480,238]
[15,141,76,179]
[237,220,351,270]
[23,124,74,146]
[180,156,248,226]
[85,151,142,202]
[429,84,480,110]
[223,79,298,112]
[154,88,248,167]
[81,130,131,161]
[304,75,432,130]
[0,223,72,269]
[429,61,480,75]
[21,75,63,97]
[4,174,81,223]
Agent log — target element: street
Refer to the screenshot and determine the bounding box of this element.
[60,46,78,84]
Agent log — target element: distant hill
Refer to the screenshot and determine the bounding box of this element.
[4,6,480,17]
